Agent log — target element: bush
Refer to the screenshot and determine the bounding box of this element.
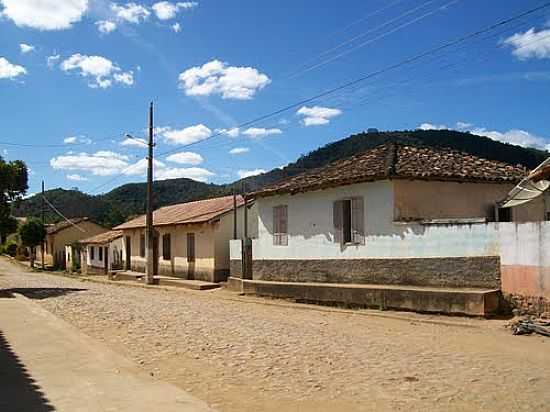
[0,240,18,257]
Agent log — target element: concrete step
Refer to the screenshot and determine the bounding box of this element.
[154,276,220,290]
[229,277,501,317]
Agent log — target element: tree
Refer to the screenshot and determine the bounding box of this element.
[1,157,28,242]
[19,219,46,268]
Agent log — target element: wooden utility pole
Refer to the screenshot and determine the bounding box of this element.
[145,102,156,285]
[41,180,45,270]
[233,189,238,239]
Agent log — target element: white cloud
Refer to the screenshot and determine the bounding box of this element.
[64,136,92,145]
[160,124,212,145]
[0,57,26,80]
[238,169,266,179]
[178,59,271,100]
[470,127,550,152]
[96,20,117,34]
[0,0,88,30]
[67,174,88,181]
[60,54,134,88]
[121,137,147,147]
[166,151,204,165]
[19,43,35,54]
[418,122,448,131]
[123,158,214,182]
[229,147,249,155]
[455,121,473,130]
[297,106,342,126]
[152,1,197,20]
[216,127,240,138]
[111,2,150,24]
[242,127,282,139]
[504,28,550,60]
[172,22,181,32]
[47,54,61,68]
[50,151,130,176]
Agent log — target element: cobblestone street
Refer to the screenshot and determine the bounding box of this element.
[1,258,549,412]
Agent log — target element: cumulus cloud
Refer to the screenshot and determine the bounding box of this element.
[152,1,197,20]
[64,136,92,145]
[504,28,550,60]
[0,57,26,80]
[47,54,61,68]
[297,106,342,126]
[121,137,147,147]
[419,121,550,151]
[229,147,249,155]
[60,54,134,88]
[216,127,240,138]
[96,20,117,34]
[123,158,214,182]
[166,151,204,165]
[67,174,88,181]
[50,151,130,176]
[178,60,271,100]
[0,0,88,30]
[172,22,181,32]
[111,2,150,23]
[19,43,34,54]
[242,127,282,139]
[238,169,266,179]
[160,124,212,145]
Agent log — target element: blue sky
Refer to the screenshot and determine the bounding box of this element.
[1,0,549,196]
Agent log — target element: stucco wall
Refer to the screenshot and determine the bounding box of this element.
[86,237,124,270]
[394,180,546,222]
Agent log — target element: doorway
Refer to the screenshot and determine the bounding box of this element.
[125,236,131,270]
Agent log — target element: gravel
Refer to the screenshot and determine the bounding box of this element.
[1,258,550,412]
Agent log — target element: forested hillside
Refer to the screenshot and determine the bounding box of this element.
[13,129,548,227]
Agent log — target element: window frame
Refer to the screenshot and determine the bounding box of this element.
[272,204,288,246]
[162,233,171,261]
[139,233,145,258]
[187,233,195,262]
[98,246,103,261]
[90,246,95,260]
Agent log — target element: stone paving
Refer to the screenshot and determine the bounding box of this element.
[1,258,549,412]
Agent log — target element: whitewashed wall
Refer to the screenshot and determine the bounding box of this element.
[87,237,124,269]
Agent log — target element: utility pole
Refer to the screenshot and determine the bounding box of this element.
[145,102,156,285]
[41,180,45,270]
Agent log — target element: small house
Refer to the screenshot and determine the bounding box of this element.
[114,195,256,283]
[37,218,108,269]
[79,230,124,275]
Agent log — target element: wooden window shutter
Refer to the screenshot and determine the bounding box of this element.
[352,197,365,245]
[280,205,288,246]
[333,200,344,245]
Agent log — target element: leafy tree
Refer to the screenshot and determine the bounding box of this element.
[1,157,27,242]
[19,219,46,268]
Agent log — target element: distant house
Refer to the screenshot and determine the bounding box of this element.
[229,143,550,315]
[114,195,256,283]
[79,230,124,275]
[37,218,108,269]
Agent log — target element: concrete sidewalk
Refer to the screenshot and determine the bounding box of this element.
[0,292,216,412]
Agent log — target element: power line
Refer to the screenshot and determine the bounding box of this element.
[42,195,87,233]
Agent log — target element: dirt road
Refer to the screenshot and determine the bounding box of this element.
[1,257,549,412]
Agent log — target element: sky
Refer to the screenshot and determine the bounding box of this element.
[1,0,550,196]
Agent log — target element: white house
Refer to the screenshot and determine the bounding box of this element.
[229,143,550,316]
[80,230,124,275]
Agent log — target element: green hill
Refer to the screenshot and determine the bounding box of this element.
[12,129,548,227]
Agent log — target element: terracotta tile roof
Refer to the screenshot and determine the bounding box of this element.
[80,230,123,245]
[252,143,528,198]
[114,195,244,230]
[46,217,92,234]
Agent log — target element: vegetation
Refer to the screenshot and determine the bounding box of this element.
[19,219,46,268]
[1,156,28,243]
[11,129,549,227]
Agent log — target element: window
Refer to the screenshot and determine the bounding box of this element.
[140,234,145,258]
[162,234,171,260]
[497,207,512,222]
[273,205,288,246]
[90,246,95,260]
[333,197,365,245]
[99,246,103,261]
[187,233,195,262]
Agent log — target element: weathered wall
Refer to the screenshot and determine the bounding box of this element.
[394,180,546,222]
[86,237,124,270]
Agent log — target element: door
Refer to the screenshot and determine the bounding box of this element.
[125,236,131,270]
[153,233,159,276]
[187,233,195,280]
[104,246,109,275]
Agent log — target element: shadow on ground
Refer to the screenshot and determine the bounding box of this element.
[0,288,86,300]
[0,329,55,412]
